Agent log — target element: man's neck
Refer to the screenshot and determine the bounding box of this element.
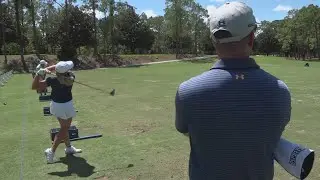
[217,49,251,59]
[219,55,250,59]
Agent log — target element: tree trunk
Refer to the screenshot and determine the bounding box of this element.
[2,24,7,65]
[316,24,320,59]
[178,3,183,58]
[30,0,39,58]
[109,0,115,58]
[45,10,49,54]
[103,12,107,56]
[0,2,7,65]
[194,21,198,56]
[92,0,98,56]
[174,0,179,59]
[15,0,28,72]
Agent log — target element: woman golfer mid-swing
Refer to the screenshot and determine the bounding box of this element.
[32,61,82,164]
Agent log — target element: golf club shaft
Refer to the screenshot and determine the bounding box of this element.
[70,134,102,142]
[73,80,106,93]
[49,73,113,94]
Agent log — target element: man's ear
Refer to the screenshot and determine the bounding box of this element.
[248,32,255,48]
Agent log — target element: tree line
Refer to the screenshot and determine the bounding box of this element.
[0,0,215,71]
[0,0,319,71]
[255,4,320,60]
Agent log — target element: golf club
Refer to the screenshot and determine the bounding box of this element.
[52,134,103,144]
[69,134,103,142]
[73,80,115,96]
[48,72,115,96]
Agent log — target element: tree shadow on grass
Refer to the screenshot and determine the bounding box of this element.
[120,64,149,68]
[180,58,217,64]
[48,154,95,178]
[103,64,149,68]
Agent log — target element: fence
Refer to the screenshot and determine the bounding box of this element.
[0,70,13,87]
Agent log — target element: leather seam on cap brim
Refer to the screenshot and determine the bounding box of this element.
[214,26,256,44]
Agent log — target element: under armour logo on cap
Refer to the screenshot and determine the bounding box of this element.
[218,20,226,27]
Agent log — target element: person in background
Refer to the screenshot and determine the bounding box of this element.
[32,61,82,164]
[33,60,48,78]
[174,1,291,180]
[33,60,49,95]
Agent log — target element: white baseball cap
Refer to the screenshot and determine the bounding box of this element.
[40,60,48,65]
[209,1,257,43]
[55,61,74,73]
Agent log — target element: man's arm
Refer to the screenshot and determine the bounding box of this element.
[175,89,189,134]
[46,65,56,72]
[279,80,292,132]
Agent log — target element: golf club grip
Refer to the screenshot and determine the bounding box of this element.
[70,134,102,142]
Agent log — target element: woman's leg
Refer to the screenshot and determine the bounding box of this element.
[45,101,81,163]
[51,118,72,152]
[45,118,72,163]
[64,118,82,154]
[63,118,72,148]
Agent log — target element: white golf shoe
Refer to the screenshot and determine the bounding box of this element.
[65,146,82,155]
[44,148,55,164]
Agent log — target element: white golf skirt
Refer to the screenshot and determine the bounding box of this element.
[50,100,76,120]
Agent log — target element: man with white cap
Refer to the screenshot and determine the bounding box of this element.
[34,60,48,78]
[175,1,292,180]
[32,60,82,164]
[33,60,49,95]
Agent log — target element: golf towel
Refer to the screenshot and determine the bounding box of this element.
[274,138,315,179]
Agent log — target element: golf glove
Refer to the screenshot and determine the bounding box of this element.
[36,68,46,76]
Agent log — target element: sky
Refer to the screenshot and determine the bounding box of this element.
[61,0,320,22]
[119,0,320,23]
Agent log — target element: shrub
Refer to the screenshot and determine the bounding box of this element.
[6,58,24,73]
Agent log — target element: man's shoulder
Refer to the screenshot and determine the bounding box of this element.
[178,70,226,94]
[275,79,290,95]
[258,69,290,91]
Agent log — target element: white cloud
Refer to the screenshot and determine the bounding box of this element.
[82,9,105,19]
[95,11,105,19]
[203,5,217,24]
[273,4,293,12]
[256,17,261,23]
[210,0,225,2]
[1,0,8,4]
[142,9,157,18]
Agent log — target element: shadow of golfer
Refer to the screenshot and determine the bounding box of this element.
[48,155,95,178]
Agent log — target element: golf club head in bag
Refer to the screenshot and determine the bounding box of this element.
[274,138,315,179]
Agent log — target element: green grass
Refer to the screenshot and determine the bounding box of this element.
[0,56,319,179]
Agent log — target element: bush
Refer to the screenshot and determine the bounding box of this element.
[96,54,132,67]
[6,43,20,54]
[5,55,58,73]
[74,54,133,69]
[6,58,24,73]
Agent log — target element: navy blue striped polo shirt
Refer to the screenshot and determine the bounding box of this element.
[175,58,291,180]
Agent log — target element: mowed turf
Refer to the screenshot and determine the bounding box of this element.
[0,56,319,180]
